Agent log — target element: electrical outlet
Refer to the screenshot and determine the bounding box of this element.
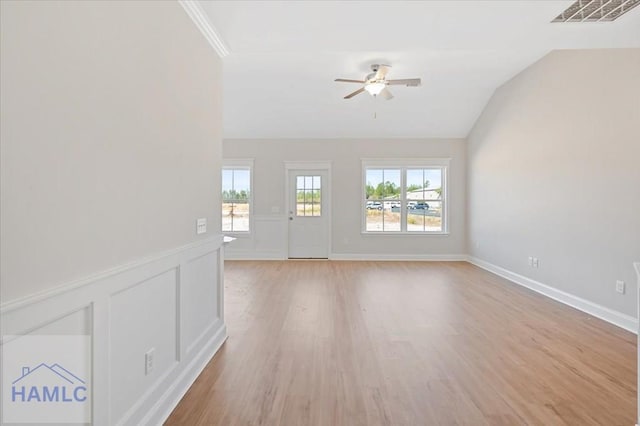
[145,348,155,375]
[196,218,207,235]
[615,280,625,294]
[533,258,539,268]
[528,257,534,267]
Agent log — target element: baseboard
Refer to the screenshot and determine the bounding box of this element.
[467,256,638,334]
[224,250,286,260]
[141,322,228,425]
[225,252,467,262]
[329,253,468,261]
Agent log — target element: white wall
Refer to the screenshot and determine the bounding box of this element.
[1,2,226,424]
[223,138,467,259]
[1,0,222,303]
[467,49,640,319]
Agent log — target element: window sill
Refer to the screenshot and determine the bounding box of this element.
[360,231,450,236]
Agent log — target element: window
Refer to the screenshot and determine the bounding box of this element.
[222,160,253,233]
[296,175,322,216]
[365,169,401,231]
[363,159,449,234]
[406,168,443,232]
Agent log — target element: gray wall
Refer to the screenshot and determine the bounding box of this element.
[467,49,640,317]
[0,1,223,302]
[224,138,466,257]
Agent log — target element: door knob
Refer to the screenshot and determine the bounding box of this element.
[289,217,293,221]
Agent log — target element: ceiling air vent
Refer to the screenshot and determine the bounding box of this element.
[552,0,639,22]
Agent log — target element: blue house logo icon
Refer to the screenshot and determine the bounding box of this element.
[11,363,87,403]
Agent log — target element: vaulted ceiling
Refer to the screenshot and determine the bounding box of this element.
[199,1,640,139]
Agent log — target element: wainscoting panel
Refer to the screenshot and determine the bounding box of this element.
[224,215,287,259]
[109,268,179,424]
[182,251,220,356]
[0,235,227,426]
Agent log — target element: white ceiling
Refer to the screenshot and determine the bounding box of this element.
[200,1,640,139]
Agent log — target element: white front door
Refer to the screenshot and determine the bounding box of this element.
[287,169,329,258]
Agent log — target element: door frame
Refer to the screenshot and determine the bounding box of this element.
[284,161,332,259]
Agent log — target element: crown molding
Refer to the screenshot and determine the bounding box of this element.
[179,0,230,58]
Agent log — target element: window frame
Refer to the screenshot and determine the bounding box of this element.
[361,158,450,235]
[222,159,254,235]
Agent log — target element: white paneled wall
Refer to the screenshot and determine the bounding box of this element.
[225,215,288,259]
[0,236,227,425]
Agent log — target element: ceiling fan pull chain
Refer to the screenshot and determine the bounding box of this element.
[374,95,378,119]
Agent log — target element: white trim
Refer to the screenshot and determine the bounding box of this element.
[139,323,227,426]
[329,253,467,261]
[223,253,465,261]
[0,235,223,314]
[224,232,252,240]
[223,158,254,168]
[284,160,332,170]
[361,157,451,167]
[360,231,450,236]
[468,256,638,334]
[224,252,287,261]
[178,0,230,58]
[284,161,332,259]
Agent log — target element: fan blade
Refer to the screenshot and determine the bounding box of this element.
[380,88,394,100]
[344,87,365,99]
[387,78,421,87]
[335,78,365,83]
[375,64,391,80]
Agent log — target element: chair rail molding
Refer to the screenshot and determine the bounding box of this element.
[1,235,227,426]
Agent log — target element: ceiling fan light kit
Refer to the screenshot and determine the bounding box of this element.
[364,81,386,96]
[335,64,421,100]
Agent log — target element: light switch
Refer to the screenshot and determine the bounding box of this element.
[196,218,207,235]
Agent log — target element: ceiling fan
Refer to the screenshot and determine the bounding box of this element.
[335,64,421,100]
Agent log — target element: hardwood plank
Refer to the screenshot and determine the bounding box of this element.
[166,261,636,426]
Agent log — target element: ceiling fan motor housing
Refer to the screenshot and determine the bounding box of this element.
[335,63,420,100]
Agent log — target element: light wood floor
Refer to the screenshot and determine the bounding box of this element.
[166,261,636,426]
